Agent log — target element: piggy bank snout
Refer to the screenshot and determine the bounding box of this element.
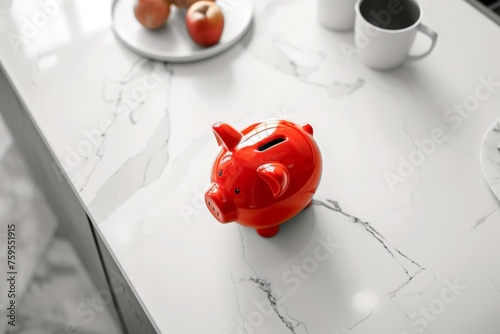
[205,184,237,224]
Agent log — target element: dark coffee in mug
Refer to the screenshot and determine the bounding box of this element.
[355,0,438,70]
[359,0,420,30]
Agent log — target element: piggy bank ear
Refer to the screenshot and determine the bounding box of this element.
[213,122,243,151]
[301,123,313,136]
[257,163,290,198]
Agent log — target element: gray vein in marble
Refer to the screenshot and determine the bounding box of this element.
[98,58,148,88]
[403,120,423,203]
[374,120,423,222]
[230,273,250,334]
[304,78,366,98]
[441,140,482,169]
[232,228,309,334]
[399,307,435,334]
[272,39,325,80]
[88,114,171,220]
[470,206,500,234]
[393,122,423,217]
[484,267,500,294]
[237,227,258,277]
[313,199,426,298]
[386,275,416,299]
[72,43,142,83]
[103,85,123,104]
[141,156,154,187]
[248,277,309,334]
[116,58,149,84]
[77,114,117,192]
[240,0,364,99]
[129,102,145,124]
[369,266,380,286]
[87,63,173,221]
[68,155,89,184]
[401,269,437,297]
[76,59,153,190]
[338,312,372,334]
[273,40,365,97]
[78,139,108,192]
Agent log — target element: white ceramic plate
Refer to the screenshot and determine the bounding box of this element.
[480,119,500,201]
[111,0,253,62]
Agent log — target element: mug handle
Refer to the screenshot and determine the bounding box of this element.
[408,24,438,61]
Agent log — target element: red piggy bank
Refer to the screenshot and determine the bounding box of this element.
[205,119,322,237]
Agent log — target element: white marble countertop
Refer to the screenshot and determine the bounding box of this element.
[1,0,500,333]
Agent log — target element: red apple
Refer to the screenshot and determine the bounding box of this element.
[134,0,171,30]
[171,0,214,9]
[186,1,224,47]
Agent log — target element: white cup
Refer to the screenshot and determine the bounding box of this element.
[354,0,438,70]
[318,0,357,31]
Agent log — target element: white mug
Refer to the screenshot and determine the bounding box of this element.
[354,0,438,70]
[318,0,356,31]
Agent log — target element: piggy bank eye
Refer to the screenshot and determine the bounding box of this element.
[218,170,223,177]
[235,188,240,194]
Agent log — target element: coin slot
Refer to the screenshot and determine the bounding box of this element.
[257,137,285,151]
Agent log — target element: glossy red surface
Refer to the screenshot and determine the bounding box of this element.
[205,119,322,238]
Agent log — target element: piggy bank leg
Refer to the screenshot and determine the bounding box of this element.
[256,225,280,238]
[300,200,313,211]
